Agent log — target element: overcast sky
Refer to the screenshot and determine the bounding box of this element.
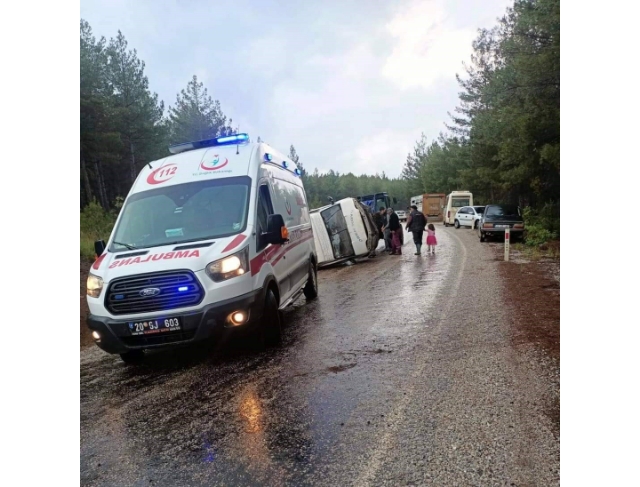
[81,0,512,178]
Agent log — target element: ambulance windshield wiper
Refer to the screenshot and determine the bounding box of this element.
[112,241,138,250]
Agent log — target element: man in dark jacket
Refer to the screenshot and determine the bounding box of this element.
[406,205,427,255]
[379,207,392,251]
[387,208,402,255]
[372,207,385,239]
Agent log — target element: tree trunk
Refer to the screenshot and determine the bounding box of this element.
[130,141,137,184]
[81,152,93,205]
[93,159,110,210]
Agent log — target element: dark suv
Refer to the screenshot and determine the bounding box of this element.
[477,204,525,242]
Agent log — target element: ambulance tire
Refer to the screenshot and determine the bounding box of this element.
[303,261,318,300]
[257,289,281,348]
[120,350,145,365]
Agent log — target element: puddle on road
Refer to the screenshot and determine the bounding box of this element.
[326,363,357,374]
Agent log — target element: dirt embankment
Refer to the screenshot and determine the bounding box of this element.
[498,246,560,361]
[496,242,560,432]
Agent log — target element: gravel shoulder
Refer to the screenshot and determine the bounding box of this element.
[356,226,560,486]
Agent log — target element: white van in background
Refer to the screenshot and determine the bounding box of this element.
[443,191,473,227]
[86,133,318,363]
[310,198,379,268]
[410,195,423,212]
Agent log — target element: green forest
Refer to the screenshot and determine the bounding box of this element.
[80,0,559,257]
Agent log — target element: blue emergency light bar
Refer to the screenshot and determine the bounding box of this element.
[168,133,250,155]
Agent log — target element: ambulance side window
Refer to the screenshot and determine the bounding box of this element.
[256,184,274,251]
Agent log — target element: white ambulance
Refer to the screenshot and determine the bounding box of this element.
[86,134,318,363]
[309,197,379,267]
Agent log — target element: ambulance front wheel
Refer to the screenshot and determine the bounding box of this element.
[120,349,145,365]
[258,289,282,348]
[303,261,318,300]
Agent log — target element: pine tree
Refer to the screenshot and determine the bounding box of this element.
[168,75,231,144]
[288,144,305,175]
[105,31,165,184]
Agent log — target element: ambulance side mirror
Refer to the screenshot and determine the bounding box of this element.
[94,240,106,256]
[264,214,289,245]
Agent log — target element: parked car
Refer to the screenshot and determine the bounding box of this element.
[477,204,525,242]
[454,206,485,229]
[396,210,407,222]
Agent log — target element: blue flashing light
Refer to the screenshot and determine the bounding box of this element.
[115,294,124,300]
[282,161,288,169]
[178,286,188,292]
[217,133,249,144]
[168,133,250,154]
[294,168,302,176]
[264,153,272,162]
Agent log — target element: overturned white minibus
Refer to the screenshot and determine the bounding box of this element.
[309,198,380,268]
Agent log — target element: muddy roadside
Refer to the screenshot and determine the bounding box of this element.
[496,242,560,360]
[494,240,560,432]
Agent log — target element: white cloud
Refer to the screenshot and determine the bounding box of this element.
[81,0,513,179]
[382,0,476,90]
[272,43,386,124]
[243,36,289,78]
[336,128,424,176]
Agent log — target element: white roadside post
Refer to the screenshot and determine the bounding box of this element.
[504,227,510,261]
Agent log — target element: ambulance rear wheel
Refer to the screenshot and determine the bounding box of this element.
[303,262,318,300]
[120,350,145,365]
[257,289,281,348]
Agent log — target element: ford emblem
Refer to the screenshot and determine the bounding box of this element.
[139,287,161,297]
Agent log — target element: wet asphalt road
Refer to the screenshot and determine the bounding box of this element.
[81,226,559,486]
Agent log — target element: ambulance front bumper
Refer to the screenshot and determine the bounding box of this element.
[86,289,264,354]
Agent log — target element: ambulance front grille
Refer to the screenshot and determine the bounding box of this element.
[105,270,204,315]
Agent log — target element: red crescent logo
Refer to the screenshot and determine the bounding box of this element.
[147,164,178,185]
[200,156,229,171]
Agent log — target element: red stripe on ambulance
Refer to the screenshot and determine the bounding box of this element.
[92,253,107,270]
[223,234,247,253]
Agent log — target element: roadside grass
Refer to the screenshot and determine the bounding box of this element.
[81,200,116,261]
[511,240,560,261]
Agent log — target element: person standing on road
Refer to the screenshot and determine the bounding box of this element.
[426,223,438,254]
[381,207,392,252]
[387,208,402,255]
[406,205,427,255]
[373,208,388,250]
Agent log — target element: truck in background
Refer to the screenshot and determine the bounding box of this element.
[422,193,446,221]
[356,192,396,214]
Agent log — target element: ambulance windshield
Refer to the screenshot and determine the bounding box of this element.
[110,176,251,251]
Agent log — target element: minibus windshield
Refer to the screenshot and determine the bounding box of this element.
[109,176,251,252]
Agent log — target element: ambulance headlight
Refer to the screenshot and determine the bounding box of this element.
[206,247,249,282]
[87,274,104,298]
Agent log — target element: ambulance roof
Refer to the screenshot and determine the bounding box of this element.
[130,134,301,194]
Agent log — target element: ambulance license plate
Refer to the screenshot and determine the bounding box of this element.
[128,317,182,336]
